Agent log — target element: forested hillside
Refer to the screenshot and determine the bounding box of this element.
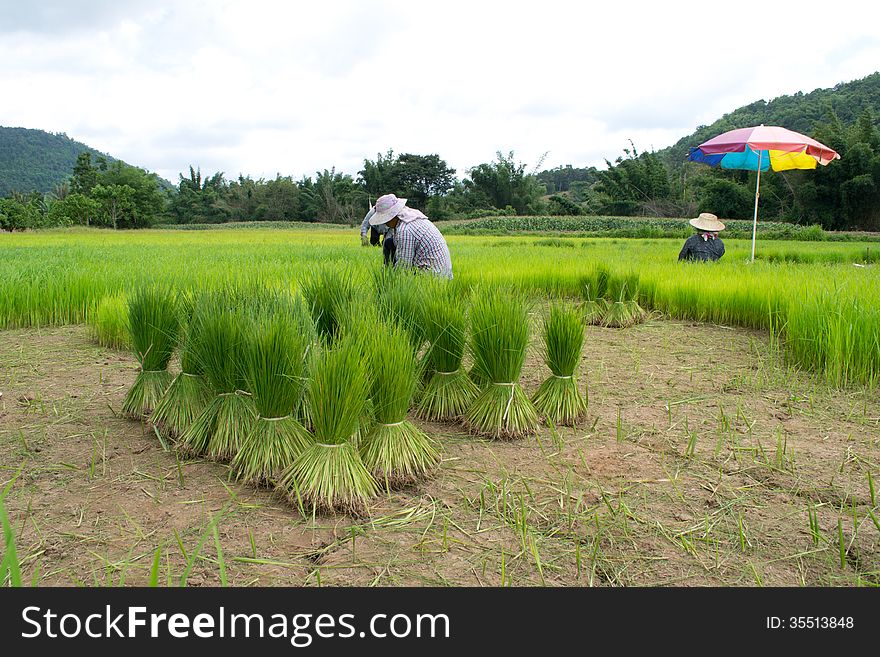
[0,127,116,196]
[660,72,880,169]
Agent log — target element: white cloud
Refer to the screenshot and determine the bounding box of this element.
[1,0,877,184]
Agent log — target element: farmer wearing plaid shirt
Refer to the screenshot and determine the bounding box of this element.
[369,193,453,279]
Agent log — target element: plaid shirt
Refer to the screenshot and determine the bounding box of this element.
[392,215,453,279]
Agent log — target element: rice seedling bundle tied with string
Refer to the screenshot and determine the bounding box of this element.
[417,283,478,421]
[581,267,609,326]
[178,296,255,460]
[122,287,180,419]
[360,322,440,489]
[532,303,588,425]
[602,274,645,329]
[465,288,538,439]
[231,307,313,485]
[279,335,378,515]
[150,317,212,439]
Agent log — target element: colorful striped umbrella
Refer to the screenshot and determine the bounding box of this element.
[688,125,840,261]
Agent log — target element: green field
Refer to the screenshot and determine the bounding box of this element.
[2,225,879,588]
[2,227,879,386]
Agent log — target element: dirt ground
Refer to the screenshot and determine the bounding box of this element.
[1,319,878,587]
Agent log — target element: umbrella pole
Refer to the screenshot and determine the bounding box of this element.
[750,151,762,263]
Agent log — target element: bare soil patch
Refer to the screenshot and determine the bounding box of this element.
[1,321,878,586]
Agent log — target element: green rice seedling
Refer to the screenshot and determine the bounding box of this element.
[89,293,130,350]
[465,288,538,439]
[232,310,312,485]
[150,321,212,439]
[278,336,378,515]
[417,285,478,421]
[301,267,359,344]
[178,296,255,459]
[122,287,180,419]
[360,322,440,489]
[531,303,588,425]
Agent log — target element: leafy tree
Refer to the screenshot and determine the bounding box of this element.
[47,193,101,226]
[258,175,304,222]
[358,151,456,211]
[92,184,136,229]
[547,194,584,216]
[537,165,600,193]
[465,151,546,214]
[0,196,44,230]
[311,168,365,224]
[793,108,880,230]
[70,152,98,196]
[169,166,228,224]
[696,177,754,219]
[594,143,674,216]
[96,160,167,227]
[394,154,456,210]
[359,150,400,201]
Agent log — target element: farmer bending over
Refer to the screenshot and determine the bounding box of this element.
[359,203,395,265]
[679,212,725,262]
[369,193,453,278]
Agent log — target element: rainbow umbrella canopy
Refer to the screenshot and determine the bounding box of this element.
[688,124,840,261]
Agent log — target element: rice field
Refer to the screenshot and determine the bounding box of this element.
[1,227,878,386]
[1,225,879,587]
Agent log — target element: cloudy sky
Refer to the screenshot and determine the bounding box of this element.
[2,0,878,184]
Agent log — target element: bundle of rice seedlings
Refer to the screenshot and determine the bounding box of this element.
[278,336,378,515]
[122,287,180,419]
[374,267,428,356]
[150,319,212,439]
[625,272,647,324]
[231,312,311,485]
[581,282,607,326]
[531,303,588,425]
[178,298,255,459]
[464,288,538,439]
[301,268,358,343]
[90,293,130,350]
[417,287,478,421]
[360,322,440,489]
[602,276,638,328]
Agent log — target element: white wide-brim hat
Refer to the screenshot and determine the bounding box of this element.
[369,193,408,226]
[689,212,725,232]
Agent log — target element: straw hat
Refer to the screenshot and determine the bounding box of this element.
[689,212,725,232]
[369,193,408,226]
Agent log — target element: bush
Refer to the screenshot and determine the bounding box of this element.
[698,178,754,219]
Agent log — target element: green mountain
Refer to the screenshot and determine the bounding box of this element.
[0,127,119,196]
[660,72,880,168]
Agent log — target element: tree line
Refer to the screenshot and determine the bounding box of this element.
[2,113,878,232]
